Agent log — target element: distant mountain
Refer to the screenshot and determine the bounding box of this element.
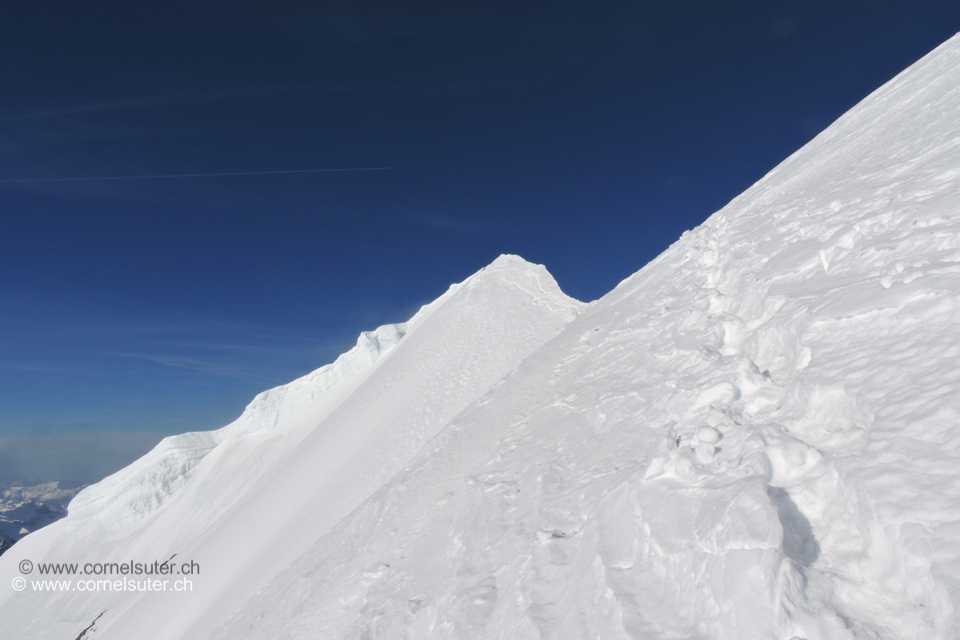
[0,482,83,556]
[3,31,960,640]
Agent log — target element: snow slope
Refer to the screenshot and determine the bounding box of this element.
[3,31,960,640]
[205,34,960,639]
[0,256,583,639]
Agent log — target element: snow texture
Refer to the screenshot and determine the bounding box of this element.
[3,32,960,640]
[0,255,583,639]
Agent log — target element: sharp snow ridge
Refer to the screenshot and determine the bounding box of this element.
[4,33,960,640]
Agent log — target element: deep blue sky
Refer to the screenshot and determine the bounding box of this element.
[2,1,959,482]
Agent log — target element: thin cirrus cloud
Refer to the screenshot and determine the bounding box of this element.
[1,311,351,383]
[0,167,390,184]
[0,78,519,126]
[101,351,287,383]
[0,86,296,123]
[0,313,353,446]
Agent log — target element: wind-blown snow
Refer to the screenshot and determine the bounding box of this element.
[68,319,413,531]
[0,256,583,639]
[3,32,960,640]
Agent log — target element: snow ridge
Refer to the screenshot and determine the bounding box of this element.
[206,32,960,640]
[4,32,960,640]
[66,321,410,530]
[0,254,585,640]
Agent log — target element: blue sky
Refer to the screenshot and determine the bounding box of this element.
[2,1,959,483]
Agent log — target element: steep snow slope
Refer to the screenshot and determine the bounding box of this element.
[0,256,583,640]
[201,35,960,639]
[4,32,960,640]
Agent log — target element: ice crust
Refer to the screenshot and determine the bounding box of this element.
[3,33,960,640]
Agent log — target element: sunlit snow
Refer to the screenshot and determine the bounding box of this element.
[3,32,960,640]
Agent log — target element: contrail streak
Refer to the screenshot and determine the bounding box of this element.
[0,166,390,184]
